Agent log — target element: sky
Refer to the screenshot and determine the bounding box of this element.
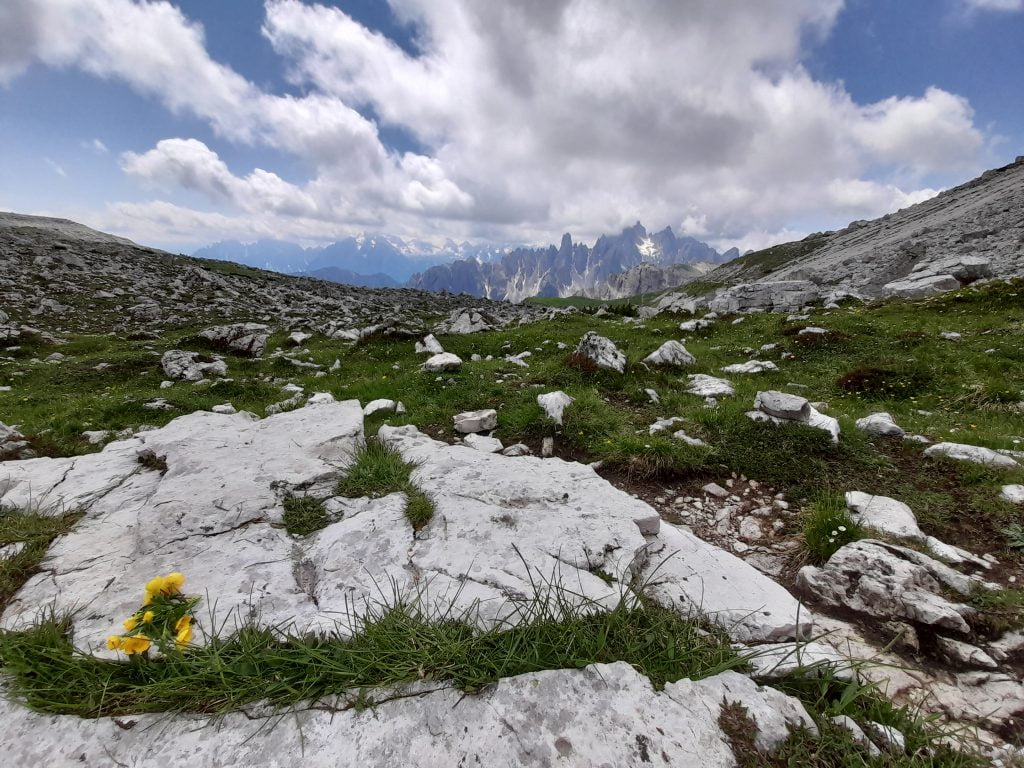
[0,0,1021,255]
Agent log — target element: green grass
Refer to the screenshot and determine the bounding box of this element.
[0,594,739,718]
[966,586,1024,637]
[801,493,865,564]
[281,496,330,537]
[0,507,83,607]
[336,439,435,530]
[3,279,1023,562]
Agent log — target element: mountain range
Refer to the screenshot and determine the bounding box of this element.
[193,225,730,300]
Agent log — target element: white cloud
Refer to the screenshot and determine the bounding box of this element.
[0,0,994,249]
[961,0,1023,11]
[44,158,66,177]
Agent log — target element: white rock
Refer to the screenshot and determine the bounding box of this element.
[685,374,735,398]
[541,436,554,457]
[0,662,815,767]
[420,352,463,372]
[414,334,444,355]
[198,323,270,358]
[862,722,906,753]
[640,523,813,642]
[671,430,706,447]
[453,409,498,434]
[307,392,336,405]
[644,387,660,404]
[796,540,980,633]
[211,403,237,415]
[1000,485,1024,504]
[797,326,828,336]
[363,399,397,417]
[574,331,626,373]
[0,542,27,559]
[501,443,532,457]
[924,442,1019,468]
[807,407,840,443]
[649,417,685,436]
[160,350,227,381]
[831,716,881,757]
[462,434,504,453]
[845,492,924,541]
[81,430,111,445]
[703,482,729,498]
[721,360,778,375]
[754,391,810,421]
[288,331,312,346]
[537,391,574,426]
[940,331,962,341]
[738,516,762,542]
[742,641,853,681]
[642,340,695,367]
[855,412,905,438]
[935,636,999,670]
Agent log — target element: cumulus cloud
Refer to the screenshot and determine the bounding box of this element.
[0,0,993,250]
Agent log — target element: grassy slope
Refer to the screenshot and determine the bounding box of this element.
[3,281,1022,555]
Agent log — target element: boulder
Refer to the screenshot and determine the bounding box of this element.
[574,332,626,373]
[709,281,819,314]
[685,374,735,398]
[363,399,398,417]
[721,360,778,375]
[924,442,1019,469]
[420,353,463,373]
[845,492,924,541]
[414,334,445,355]
[883,274,961,298]
[453,409,498,434]
[198,323,271,358]
[1000,485,1024,504]
[0,422,35,461]
[642,340,696,367]
[754,391,810,421]
[796,540,981,633]
[855,412,905,438]
[537,391,574,425]
[160,350,227,381]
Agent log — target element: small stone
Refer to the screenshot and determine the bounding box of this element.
[453,409,498,434]
[703,483,729,499]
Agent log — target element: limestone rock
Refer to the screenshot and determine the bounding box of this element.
[685,374,735,398]
[0,422,36,461]
[420,352,463,372]
[453,409,498,434]
[935,637,999,670]
[754,391,810,421]
[197,323,270,357]
[414,334,444,355]
[160,350,227,381]
[0,662,815,767]
[642,340,695,367]
[1000,485,1024,504]
[845,492,925,541]
[537,391,574,425]
[639,523,813,642]
[363,399,398,417]
[884,274,961,298]
[855,412,905,438]
[796,540,979,633]
[462,434,503,453]
[575,331,626,373]
[709,281,820,314]
[924,442,1019,468]
[721,360,778,375]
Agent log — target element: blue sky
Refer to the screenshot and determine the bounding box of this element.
[0,0,1020,253]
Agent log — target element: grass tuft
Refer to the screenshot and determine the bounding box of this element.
[282,496,329,537]
[0,507,83,607]
[336,439,435,531]
[802,493,865,564]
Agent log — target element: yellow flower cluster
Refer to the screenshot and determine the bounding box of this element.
[106,571,196,657]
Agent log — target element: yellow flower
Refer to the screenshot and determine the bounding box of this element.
[175,615,193,648]
[142,610,154,623]
[122,616,138,632]
[120,634,151,656]
[106,635,122,651]
[144,575,166,600]
[163,572,185,595]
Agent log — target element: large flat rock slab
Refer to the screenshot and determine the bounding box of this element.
[0,663,814,767]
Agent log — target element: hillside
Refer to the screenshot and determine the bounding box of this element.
[700,157,1024,296]
[0,212,544,337]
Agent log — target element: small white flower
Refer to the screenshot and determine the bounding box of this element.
[828,537,836,543]
[830,530,838,536]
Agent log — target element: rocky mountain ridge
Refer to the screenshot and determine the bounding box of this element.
[0,212,547,338]
[409,223,728,301]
